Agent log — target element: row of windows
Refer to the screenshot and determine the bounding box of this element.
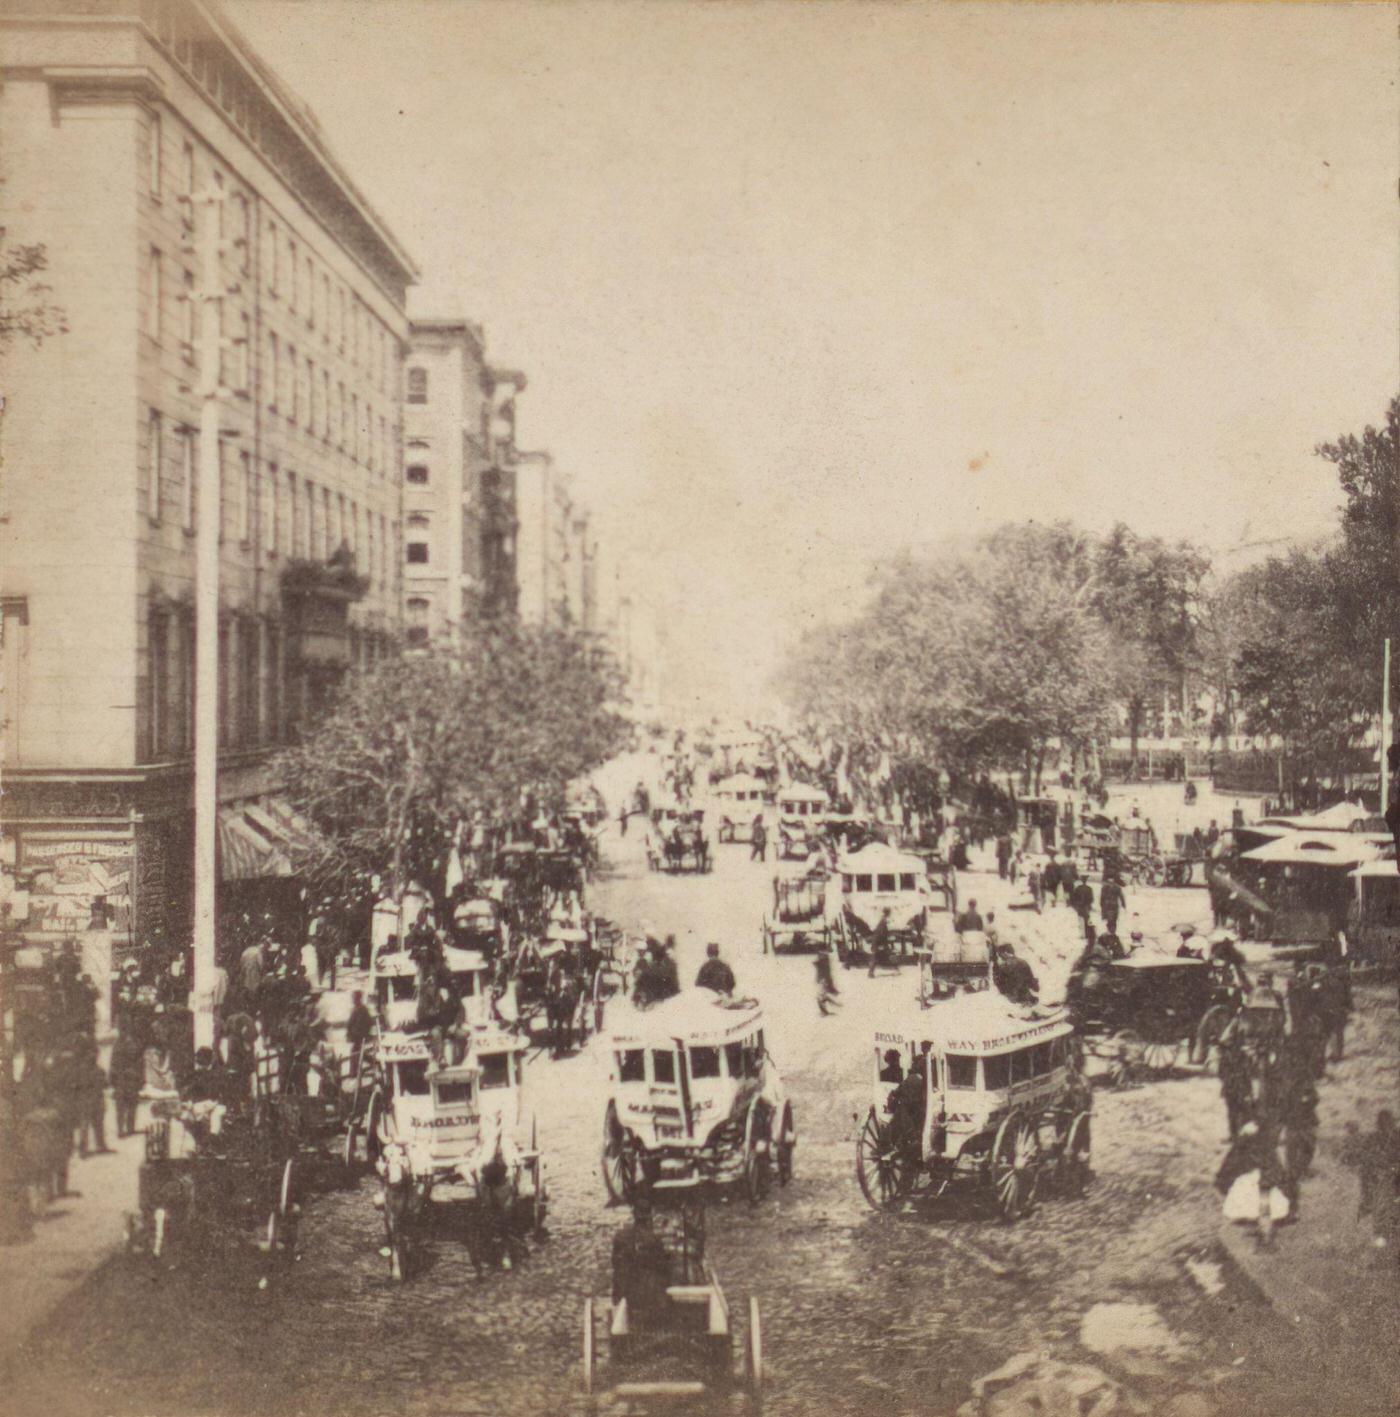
[145,112,399,401]
[143,604,391,763]
[844,872,921,893]
[143,411,398,594]
[615,1033,766,1086]
[141,7,402,394]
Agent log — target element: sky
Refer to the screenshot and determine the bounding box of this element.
[229,0,1399,715]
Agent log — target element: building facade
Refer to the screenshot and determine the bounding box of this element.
[515,450,599,633]
[402,317,522,641]
[0,0,416,954]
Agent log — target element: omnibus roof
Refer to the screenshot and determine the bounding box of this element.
[1241,832,1385,868]
[836,842,928,876]
[605,989,765,1048]
[778,783,828,803]
[876,990,1073,1056]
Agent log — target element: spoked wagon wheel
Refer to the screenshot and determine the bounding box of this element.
[1191,1005,1231,1073]
[1143,859,1166,888]
[990,1112,1040,1222]
[381,1183,412,1283]
[1056,1112,1092,1198]
[1108,1031,1143,1090]
[775,1102,796,1186]
[1140,1036,1180,1074]
[745,1294,764,1407]
[855,1108,912,1211]
[601,1105,636,1204]
[743,1107,771,1205]
[365,1090,386,1163]
[342,1122,359,1177]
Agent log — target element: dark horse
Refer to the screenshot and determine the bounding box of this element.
[545,958,584,1058]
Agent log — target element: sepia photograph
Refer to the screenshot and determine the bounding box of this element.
[0,1,1397,1414]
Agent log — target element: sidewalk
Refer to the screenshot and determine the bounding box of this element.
[0,1098,143,1370]
[1215,992,1400,1407]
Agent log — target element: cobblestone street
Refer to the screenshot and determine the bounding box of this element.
[3,789,1397,1417]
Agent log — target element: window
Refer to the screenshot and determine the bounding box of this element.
[267,333,279,410]
[407,511,429,530]
[286,471,298,556]
[265,621,281,742]
[213,169,225,236]
[395,1061,430,1097]
[877,873,897,892]
[946,1054,977,1089]
[724,1042,743,1077]
[406,541,428,565]
[899,873,917,891]
[320,369,330,439]
[181,141,195,212]
[617,1050,645,1084]
[380,515,389,586]
[147,248,162,341]
[264,464,278,556]
[336,493,347,551]
[237,616,259,743]
[304,356,314,430]
[235,309,250,392]
[146,410,162,521]
[855,874,872,893]
[407,366,428,403]
[405,597,430,646]
[348,501,359,554]
[652,1050,676,1085]
[147,611,168,758]
[321,273,330,343]
[690,1046,720,1080]
[148,111,162,200]
[350,394,359,460]
[1031,1042,1055,1077]
[284,343,296,417]
[288,237,298,311]
[337,382,347,448]
[477,1052,512,1090]
[337,288,346,351]
[321,486,331,556]
[238,451,252,544]
[181,269,194,356]
[406,464,429,485]
[1009,1049,1032,1085]
[234,193,250,275]
[982,1053,1011,1090]
[304,479,316,557]
[181,427,196,532]
[305,253,315,328]
[267,219,279,295]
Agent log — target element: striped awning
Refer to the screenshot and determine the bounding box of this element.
[218,799,312,881]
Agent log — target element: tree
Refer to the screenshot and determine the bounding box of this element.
[0,229,66,348]
[278,617,629,901]
[1088,525,1210,759]
[1225,396,1399,786]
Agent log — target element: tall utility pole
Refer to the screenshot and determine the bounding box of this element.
[189,181,229,1051]
[1382,637,1392,814]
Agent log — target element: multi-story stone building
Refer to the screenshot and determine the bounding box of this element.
[515,450,599,633]
[0,0,416,954]
[402,316,522,641]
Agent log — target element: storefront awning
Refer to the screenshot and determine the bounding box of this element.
[218,799,312,881]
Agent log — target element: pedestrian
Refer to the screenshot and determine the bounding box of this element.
[695,942,736,995]
[1099,874,1127,938]
[1217,1028,1254,1141]
[1070,877,1095,944]
[346,990,374,1084]
[750,817,767,862]
[954,898,984,934]
[75,1041,111,1157]
[1027,865,1043,913]
[618,805,629,838]
[1042,852,1062,905]
[995,834,1012,880]
[814,951,841,1015]
[1353,1109,1400,1252]
[110,1022,145,1139]
[867,908,893,978]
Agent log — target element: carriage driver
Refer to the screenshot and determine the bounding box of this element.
[611,1195,672,1322]
[886,1043,930,1158]
[695,943,736,996]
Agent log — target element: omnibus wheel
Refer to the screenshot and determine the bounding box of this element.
[855,1107,912,1211]
[990,1112,1040,1222]
[1141,1038,1180,1073]
[743,1107,771,1205]
[1108,1031,1143,1090]
[601,1105,635,1204]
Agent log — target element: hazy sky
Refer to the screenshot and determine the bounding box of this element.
[230,0,1398,712]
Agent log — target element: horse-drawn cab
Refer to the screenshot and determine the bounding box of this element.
[451,894,509,959]
[775,782,829,825]
[855,992,1090,1221]
[647,810,712,875]
[712,775,772,844]
[832,842,931,967]
[761,861,832,954]
[601,991,795,1205]
[361,1030,546,1281]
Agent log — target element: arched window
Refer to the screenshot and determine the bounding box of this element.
[406,367,428,404]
